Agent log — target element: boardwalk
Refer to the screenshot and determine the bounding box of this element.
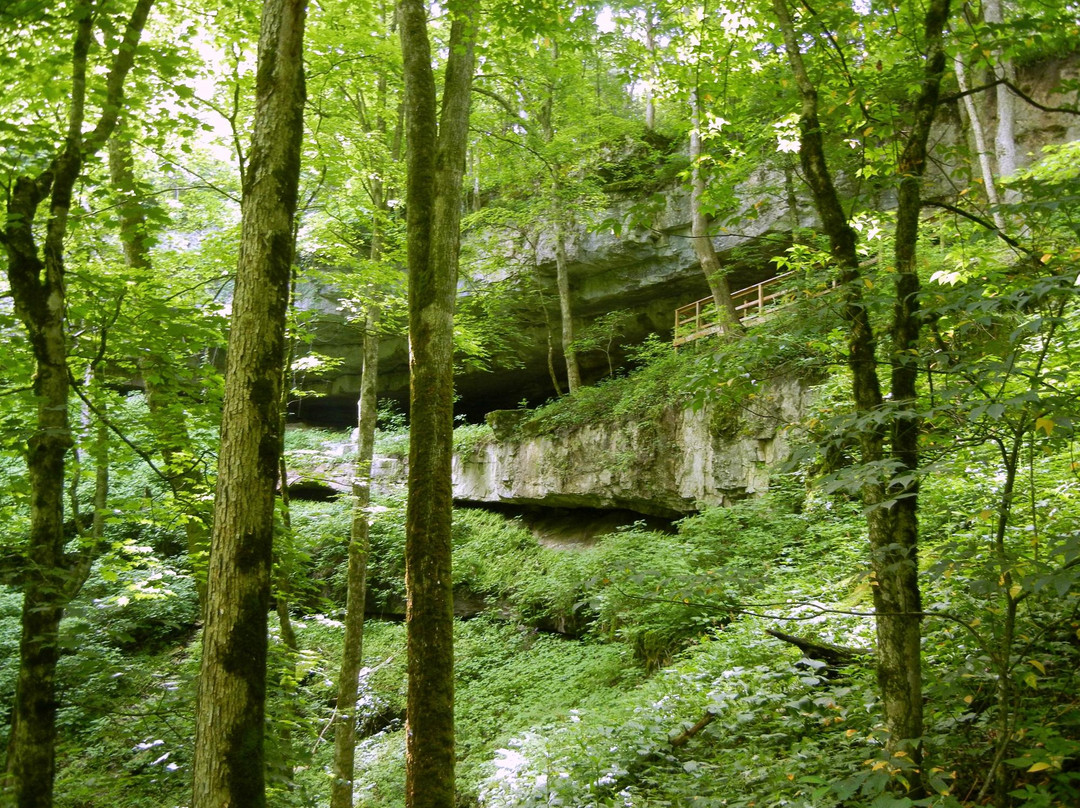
[673,271,797,346]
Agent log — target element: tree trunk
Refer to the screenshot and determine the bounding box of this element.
[398,0,476,804]
[539,60,581,395]
[329,31,396,802]
[772,0,951,774]
[3,168,74,808]
[535,50,581,395]
[880,0,949,764]
[107,126,211,606]
[191,1,307,806]
[330,304,380,808]
[644,18,657,130]
[554,213,581,393]
[1,3,153,805]
[953,53,1005,229]
[984,0,1018,198]
[690,87,740,333]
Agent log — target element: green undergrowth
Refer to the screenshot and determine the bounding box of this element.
[453,422,495,455]
[296,617,636,807]
[511,334,692,436]
[272,467,1080,808]
[5,423,1076,807]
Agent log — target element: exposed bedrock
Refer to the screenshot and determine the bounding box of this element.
[452,376,815,518]
[284,377,814,518]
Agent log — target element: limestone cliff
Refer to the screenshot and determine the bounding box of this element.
[451,376,814,517]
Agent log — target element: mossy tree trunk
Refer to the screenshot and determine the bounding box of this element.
[771,0,951,778]
[191,1,307,805]
[0,3,154,805]
[398,0,477,804]
[330,303,380,808]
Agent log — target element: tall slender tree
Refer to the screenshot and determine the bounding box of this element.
[107,124,213,608]
[191,0,307,804]
[468,23,621,394]
[771,0,951,776]
[983,0,1018,193]
[398,0,477,803]
[0,3,154,805]
[689,84,740,332]
[300,5,404,800]
[330,303,379,808]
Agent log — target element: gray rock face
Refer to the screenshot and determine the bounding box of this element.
[451,376,814,517]
[290,185,794,423]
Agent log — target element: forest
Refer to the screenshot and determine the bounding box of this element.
[1,0,1079,806]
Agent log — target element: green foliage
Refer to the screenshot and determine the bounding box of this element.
[282,424,344,453]
[69,565,200,651]
[0,587,21,737]
[514,267,845,439]
[374,401,410,457]
[569,309,634,377]
[290,493,410,614]
[454,616,634,801]
[0,439,1073,808]
[451,508,541,599]
[476,614,880,808]
[1,2,1078,806]
[451,488,857,670]
[591,132,682,194]
[453,422,495,457]
[288,497,352,609]
[513,334,690,436]
[42,599,202,808]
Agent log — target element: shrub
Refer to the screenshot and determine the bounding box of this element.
[453,422,495,457]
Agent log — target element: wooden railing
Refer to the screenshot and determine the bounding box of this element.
[673,271,797,346]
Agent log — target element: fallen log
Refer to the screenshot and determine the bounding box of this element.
[765,628,869,668]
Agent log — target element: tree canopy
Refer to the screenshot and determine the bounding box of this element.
[1,0,1079,806]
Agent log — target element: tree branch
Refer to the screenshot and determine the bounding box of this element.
[66,371,211,528]
[471,85,527,125]
[669,711,716,747]
[84,0,157,154]
[942,77,1080,117]
[922,199,1029,252]
[1,385,34,397]
[765,628,869,666]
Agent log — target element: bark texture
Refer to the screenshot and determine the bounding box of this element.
[191,1,307,805]
[881,0,950,761]
[398,0,476,804]
[330,304,379,808]
[1,3,153,805]
[771,0,951,769]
